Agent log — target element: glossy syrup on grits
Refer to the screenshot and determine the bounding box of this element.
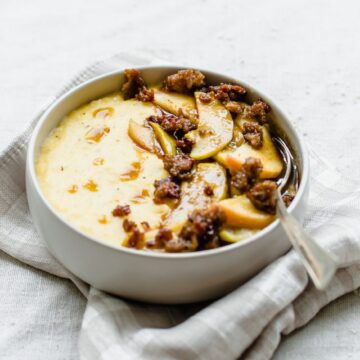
[36,94,170,246]
[36,69,298,252]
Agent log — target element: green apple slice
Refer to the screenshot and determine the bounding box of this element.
[166,162,227,230]
[218,194,275,229]
[128,119,157,153]
[149,122,176,155]
[189,92,233,160]
[152,88,198,121]
[220,227,259,243]
[214,119,283,179]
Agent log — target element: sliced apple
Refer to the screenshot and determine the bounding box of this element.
[234,102,253,122]
[218,195,275,229]
[214,120,283,179]
[128,119,157,153]
[229,123,245,148]
[149,122,176,155]
[166,162,227,229]
[189,92,233,160]
[220,227,259,243]
[152,88,198,121]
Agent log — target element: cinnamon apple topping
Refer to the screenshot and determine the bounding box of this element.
[164,69,205,93]
[37,67,298,253]
[117,69,295,251]
[122,68,154,102]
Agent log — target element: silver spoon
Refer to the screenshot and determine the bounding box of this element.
[273,137,339,290]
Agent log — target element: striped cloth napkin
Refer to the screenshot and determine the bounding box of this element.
[1,53,360,360]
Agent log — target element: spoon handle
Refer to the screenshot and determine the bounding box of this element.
[277,189,338,290]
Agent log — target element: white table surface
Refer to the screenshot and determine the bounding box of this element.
[1,0,360,358]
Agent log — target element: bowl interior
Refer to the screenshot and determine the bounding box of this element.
[28,65,309,257]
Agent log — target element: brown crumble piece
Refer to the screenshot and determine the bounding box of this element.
[121,219,145,249]
[231,157,263,193]
[122,69,144,99]
[209,83,247,103]
[121,69,152,102]
[176,137,195,153]
[245,99,271,124]
[154,228,173,248]
[282,194,295,207]
[112,204,131,217]
[204,185,214,196]
[199,92,212,103]
[247,180,277,214]
[137,87,154,102]
[176,205,226,251]
[165,205,226,252]
[123,218,137,232]
[141,221,151,232]
[165,220,199,252]
[225,101,244,114]
[153,177,181,203]
[147,112,196,137]
[164,69,205,93]
[242,121,263,149]
[125,228,145,249]
[164,237,195,253]
[163,154,195,180]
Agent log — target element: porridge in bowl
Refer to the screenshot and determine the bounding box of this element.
[36,69,298,252]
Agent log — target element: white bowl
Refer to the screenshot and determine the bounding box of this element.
[26,66,309,304]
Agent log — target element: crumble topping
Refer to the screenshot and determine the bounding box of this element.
[247,180,277,214]
[243,99,271,124]
[176,137,195,154]
[164,69,206,93]
[124,227,145,249]
[204,184,214,196]
[122,68,153,102]
[225,101,244,114]
[231,157,263,193]
[153,177,181,203]
[242,121,263,149]
[199,92,212,104]
[167,205,226,252]
[154,228,173,248]
[123,218,137,232]
[209,83,247,103]
[112,204,131,217]
[163,154,195,180]
[147,112,196,137]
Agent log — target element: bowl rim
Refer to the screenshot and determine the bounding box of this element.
[27,65,310,260]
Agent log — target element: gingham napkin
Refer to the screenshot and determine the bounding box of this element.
[1,53,360,360]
